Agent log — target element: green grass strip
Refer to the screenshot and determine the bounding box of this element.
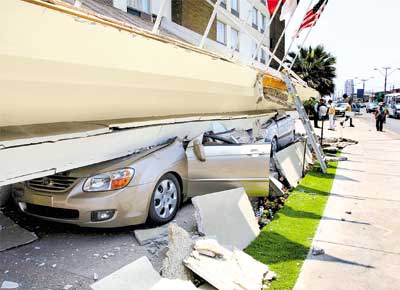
[245,160,339,290]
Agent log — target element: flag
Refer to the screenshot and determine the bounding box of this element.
[267,0,282,16]
[280,0,298,21]
[295,0,328,37]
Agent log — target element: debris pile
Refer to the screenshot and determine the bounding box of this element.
[91,188,276,290]
[184,239,276,290]
[322,137,358,153]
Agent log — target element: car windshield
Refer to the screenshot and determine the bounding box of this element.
[337,103,347,107]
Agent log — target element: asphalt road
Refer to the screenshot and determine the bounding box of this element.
[0,202,197,290]
[359,109,400,135]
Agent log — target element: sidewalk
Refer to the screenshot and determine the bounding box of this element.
[294,117,400,290]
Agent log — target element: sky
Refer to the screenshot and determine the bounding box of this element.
[284,0,400,96]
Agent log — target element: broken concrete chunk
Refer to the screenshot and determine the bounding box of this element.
[184,239,275,290]
[275,142,312,188]
[161,224,194,281]
[134,226,168,246]
[269,176,286,197]
[193,239,231,258]
[325,156,348,162]
[198,283,217,290]
[91,256,197,290]
[192,188,260,250]
[0,212,37,252]
[323,146,339,154]
[311,247,325,256]
[1,281,19,289]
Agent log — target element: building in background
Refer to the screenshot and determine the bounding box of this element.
[70,0,284,70]
[344,79,354,97]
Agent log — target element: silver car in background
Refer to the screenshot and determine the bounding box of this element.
[262,112,296,154]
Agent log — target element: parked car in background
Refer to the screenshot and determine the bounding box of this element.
[366,102,378,113]
[262,112,296,155]
[358,102,367,108]
[352,103,361,114]
[385,93,400,118]
[335,102,347,116]
[13,135,271,228]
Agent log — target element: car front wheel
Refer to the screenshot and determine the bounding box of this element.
[148,173,181,224]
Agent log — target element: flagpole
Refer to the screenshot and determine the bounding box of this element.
[278,0,314,70]
[289,0,328,69]
[252,0,284,61]
[266,0,299,67]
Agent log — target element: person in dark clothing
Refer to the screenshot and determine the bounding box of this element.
[313,99,324,128]
[375,102,386,132]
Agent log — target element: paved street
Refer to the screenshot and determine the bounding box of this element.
[0,203,196,290]
[294,116,400,290]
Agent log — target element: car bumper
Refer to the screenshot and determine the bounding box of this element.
[13,182,157,228]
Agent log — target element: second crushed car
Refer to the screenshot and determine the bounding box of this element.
[13,133,271,228]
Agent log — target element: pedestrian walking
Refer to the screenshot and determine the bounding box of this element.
[313,99,325,128]
[340,98,355,127]
[328,100,335,130]
[375,102,387,132]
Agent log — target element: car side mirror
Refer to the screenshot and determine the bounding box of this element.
[193,140,206,162]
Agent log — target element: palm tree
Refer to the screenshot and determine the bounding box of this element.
[286,45,336,96]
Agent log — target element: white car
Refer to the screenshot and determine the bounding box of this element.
[262,112,296,155]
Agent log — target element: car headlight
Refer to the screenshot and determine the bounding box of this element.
[83,168,134,192]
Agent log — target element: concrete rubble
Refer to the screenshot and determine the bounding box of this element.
[1,281,19,289]
[161,223,194,281]
[269,176,286,197]
[0,211,37,252]
[192,188,260,250]
[184,239,276,290]
[90,256,198,290]
[134,226,168,246]
[275,141,313,188]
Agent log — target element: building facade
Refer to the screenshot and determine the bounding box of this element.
[106,0,282,69]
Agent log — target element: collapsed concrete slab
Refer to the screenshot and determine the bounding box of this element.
[269,176,286,197]
[184,239,275,290]
[0,212,37,252]
[192,188,260,250]
[161,223,194,281]
[90,256,197,290]
[275,141,312,188]
[134,226,168,246]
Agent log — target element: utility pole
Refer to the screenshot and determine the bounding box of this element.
[374,67,400,94]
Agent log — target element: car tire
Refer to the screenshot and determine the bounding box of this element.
[148,173,181,225]
[270,137,278,158]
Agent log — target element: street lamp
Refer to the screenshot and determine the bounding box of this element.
[374,67,400,94]
[355,76,374,93]
[355,77,374,101]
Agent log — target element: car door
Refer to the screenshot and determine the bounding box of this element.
[185,134,271,197]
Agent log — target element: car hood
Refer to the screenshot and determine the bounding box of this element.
[68,141,175,178]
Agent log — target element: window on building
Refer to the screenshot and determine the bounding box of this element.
[127,0,150,14]
[220,0,227,9]
[231,28,239,51]
[231,0,239,17]
[260,13,266,33]
[252,40,258,60]
[260,48,266,64]
[252,7,258,29]
[217,21,227,45]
